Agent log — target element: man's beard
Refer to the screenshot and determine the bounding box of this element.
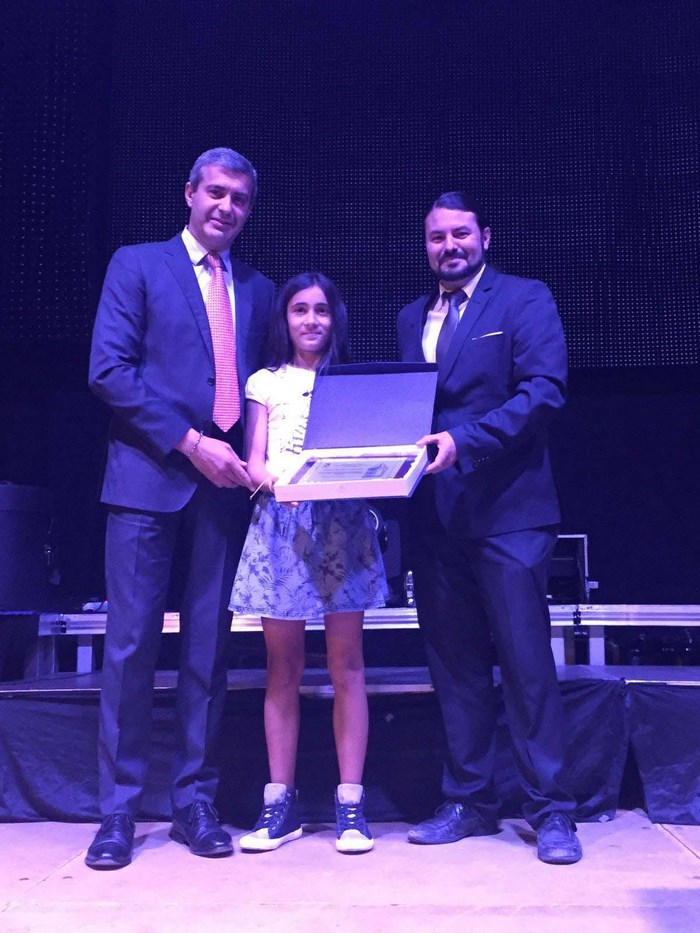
[435,250,482,282]
[436,254,470,282]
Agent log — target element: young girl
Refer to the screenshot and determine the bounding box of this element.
[230,272,388,854]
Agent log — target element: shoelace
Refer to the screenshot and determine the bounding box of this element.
[337,802,368,833]
[99,813,133,837]
[430,801,466,820]
[543,812,573,833]
[254,800,287,829]
[189,801,218,824]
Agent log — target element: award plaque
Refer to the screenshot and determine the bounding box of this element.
[274,363,437,502]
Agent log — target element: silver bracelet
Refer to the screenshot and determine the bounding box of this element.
[188,430,204,458]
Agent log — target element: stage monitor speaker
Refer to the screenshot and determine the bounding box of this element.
[0,484,53,611]
[548,534,590,604]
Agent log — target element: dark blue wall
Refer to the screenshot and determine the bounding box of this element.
[2,0,698,603]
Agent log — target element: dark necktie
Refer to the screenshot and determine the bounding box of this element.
[435,289,466,365]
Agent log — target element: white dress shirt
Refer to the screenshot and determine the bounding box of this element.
[422,263,487,363]
[181,226,237,328]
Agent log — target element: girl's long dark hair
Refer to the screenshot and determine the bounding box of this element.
[266,272,351,372]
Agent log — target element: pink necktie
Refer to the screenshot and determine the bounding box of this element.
[204,252,240,431]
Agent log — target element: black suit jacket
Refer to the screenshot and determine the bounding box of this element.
[89,233,274,511]
[397,265,567,538]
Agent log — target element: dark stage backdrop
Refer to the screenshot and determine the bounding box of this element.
[3,0,699,366]
[1,0,698,601]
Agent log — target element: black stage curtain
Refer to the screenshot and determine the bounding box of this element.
[496,678,628,823]
[627,683,700,825]
[1,680,628,825]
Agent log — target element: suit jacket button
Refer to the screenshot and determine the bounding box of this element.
[207,377,215,386]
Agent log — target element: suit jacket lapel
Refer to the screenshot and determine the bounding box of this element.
[412,299,429,362]
[164,234,214,362]
[438,266,497,384]
[404,290,437,363]
[230,257,253,385]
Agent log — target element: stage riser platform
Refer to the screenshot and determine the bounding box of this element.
[1,670,698,826]
[4,604,698,677]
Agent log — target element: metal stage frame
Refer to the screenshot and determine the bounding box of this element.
[31,603,700,675]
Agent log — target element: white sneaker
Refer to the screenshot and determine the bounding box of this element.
[239,783,303,852]
[335,783,374,853]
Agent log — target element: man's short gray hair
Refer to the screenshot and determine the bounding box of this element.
[188,147,258,202]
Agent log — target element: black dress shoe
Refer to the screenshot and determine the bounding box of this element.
[407,801,499,844]
[85,813,135,869]
[170,801,233,857]
[537,812,582,864]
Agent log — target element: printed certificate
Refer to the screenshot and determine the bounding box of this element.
[293,456,414,485]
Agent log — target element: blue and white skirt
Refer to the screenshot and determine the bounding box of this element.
[230,494,388,620]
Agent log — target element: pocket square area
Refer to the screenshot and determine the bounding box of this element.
[472,331,504,340]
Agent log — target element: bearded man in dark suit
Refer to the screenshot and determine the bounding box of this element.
[397,191,581,864]
[86,148,274,868]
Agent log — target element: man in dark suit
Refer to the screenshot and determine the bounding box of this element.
[86,148,274,868]
[397,191,581,864]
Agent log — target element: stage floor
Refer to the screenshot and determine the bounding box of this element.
[1,809,699,932]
